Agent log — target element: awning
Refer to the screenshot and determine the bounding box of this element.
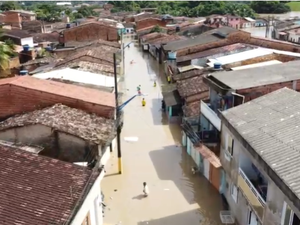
[162,90,181,107]
[195,144,221,168]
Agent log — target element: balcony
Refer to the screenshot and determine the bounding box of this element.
[238,168,266,221]
[200,100,221,131]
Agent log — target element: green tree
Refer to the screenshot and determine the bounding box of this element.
[0,2,20,11]
[250,1,290,14]
[0,31,15,69]
[150,25,162,33]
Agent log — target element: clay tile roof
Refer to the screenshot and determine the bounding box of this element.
[58,61,114,76]
[0,104,115,144]
[0,76,115,108]
[0,144,98,225]
[56,46,117,67]
[176,76,208,98]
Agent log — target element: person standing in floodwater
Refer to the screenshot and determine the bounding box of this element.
[137,85,141,95]
[143,182,149,197]
[142,98,146,107]
[167,75,171,84]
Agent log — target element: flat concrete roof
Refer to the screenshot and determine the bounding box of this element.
[221,88,300,207]
[210,60,300,90]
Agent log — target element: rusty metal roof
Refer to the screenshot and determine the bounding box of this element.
[176,76,209,98]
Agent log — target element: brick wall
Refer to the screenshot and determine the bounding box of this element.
[0,85,114,120]
[2,12,21,28]
[237,80,300,102]
[136,18,167,30]
[62,23,118,43]
[249,37,300,53]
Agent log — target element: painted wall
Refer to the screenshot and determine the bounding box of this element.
[21,37,34,47]
[70,170,105,225]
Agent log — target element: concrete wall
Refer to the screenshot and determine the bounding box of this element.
[0,124,97,163]
[136,18,167,30]
[220,123,300,225]
[70,169,104,225]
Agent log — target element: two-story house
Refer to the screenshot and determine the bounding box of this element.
[219,87,300,225]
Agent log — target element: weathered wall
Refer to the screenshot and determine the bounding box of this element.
[237,80,300,102]
[136,18,167,30]
[62,23,118,43]
[0,124,98,162]
[0,84,114,120]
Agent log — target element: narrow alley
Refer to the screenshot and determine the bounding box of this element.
[102,43,225,225]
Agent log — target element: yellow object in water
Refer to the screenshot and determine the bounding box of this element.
[142,99,146,106]
[154,82,156,87]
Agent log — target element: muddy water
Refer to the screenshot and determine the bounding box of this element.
[101,43,225,225]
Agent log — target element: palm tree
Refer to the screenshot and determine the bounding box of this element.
[0,30,15,70]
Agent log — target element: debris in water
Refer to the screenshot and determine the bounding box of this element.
[114,189,117,192]
[110,197,113,200]
[124,137,139,142]
[164,189,170,191]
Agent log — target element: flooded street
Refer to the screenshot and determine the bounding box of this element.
[101,44,224,225]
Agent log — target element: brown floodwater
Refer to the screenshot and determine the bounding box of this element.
[101,41,225,225]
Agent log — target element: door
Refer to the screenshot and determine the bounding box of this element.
[248,208,258,225]
[203,158,210,180]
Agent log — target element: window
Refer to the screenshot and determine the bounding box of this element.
[281,202,300,225]
[227,135,234,156]
[231,184,238,203]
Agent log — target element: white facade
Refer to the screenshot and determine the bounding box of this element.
[70,169,105,225]
[287,32,300,43]
[21,37,34,47]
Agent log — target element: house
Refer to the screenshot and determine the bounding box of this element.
[0,11,22,28]
[1,29,34,47]
[55,47,117,68]
[254,19,267,27]
[241,17,255,28]
[147,35,184,63]
[55,61,115,76]
[123,23,135,34]
[286,27,300,43]
[8,10,36,21]
[136,17,168,31]
[0,76,115,119]
[21,20,43,33]
[0,103,116,165]
[59,22,119,44]
[0,142,104,225]
[219,87,300,225]
[32,68,119,92]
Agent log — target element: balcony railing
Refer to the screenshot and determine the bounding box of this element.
[238,168,265,221]
[200,100,221,131]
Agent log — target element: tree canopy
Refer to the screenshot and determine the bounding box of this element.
[110,1,291,17]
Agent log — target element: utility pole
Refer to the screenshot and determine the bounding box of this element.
[113,53,123,174]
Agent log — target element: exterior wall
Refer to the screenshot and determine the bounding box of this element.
[227,17,242,29]
[0,124,95,162]
[71,169,104,225]
[62,23,119,43]
[237,79,300,102]
[220,123,300,225]
[0,84,114,120]
[170,31,300,59]
[136,18,167,30]
[288,33,300,44]
[2,12,22,28]
[21,37,34,47]
[99,137,116,166]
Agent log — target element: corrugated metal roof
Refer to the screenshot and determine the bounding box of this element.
[244,17,255,22]
[178,65,203,73]
[221,87,300,201]
[210,60,300,90]
[231,60,282,71]
[207,48,272,67]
